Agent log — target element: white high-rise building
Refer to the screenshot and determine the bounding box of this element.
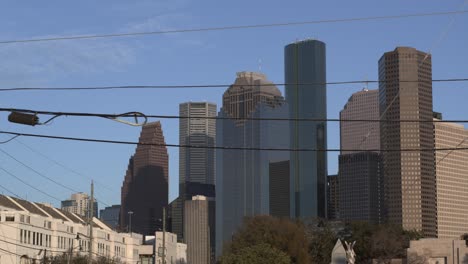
[61,192,97,218]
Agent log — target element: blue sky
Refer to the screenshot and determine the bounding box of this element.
[0,0,467,208]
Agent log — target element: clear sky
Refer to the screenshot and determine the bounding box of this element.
[0,0,467,209]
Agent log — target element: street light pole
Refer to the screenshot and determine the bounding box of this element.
[162,207,166,264]
[128,211,134,234]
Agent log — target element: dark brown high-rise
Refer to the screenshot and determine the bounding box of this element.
[120,122,169,235]
[379,47,436,237]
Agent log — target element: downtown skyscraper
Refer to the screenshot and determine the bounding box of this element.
[285,39,327,218]
[379,47,436,237]
[120,122,169,235]
[338,89,383,224]
[215,72,289,256]
[170,102,216,242]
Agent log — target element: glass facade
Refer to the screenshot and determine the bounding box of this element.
[285,39,327,219]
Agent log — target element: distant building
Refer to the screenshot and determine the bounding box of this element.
[340,88,380,154]
[434,117,468,238]
[216,72,289,256]
[184,195,215,264]
[139,232,187,264]
[327,175,339,220]
[0,194,141,264]
[154,231,179,264]
[172,102,216,242]
[177,243,187,264]
[285,39,327,219]
[407,238,468,263]
[379,47,436,236]
[269,160,290,218]
[61,192,97,218]
[338,152,383,224]
[120,122,169,235]
[100,205,120,230]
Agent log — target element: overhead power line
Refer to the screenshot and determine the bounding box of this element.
[2,107,468,123]
[0,78,467,92]
[0,147,111,207]
[0,166,61,202]
[0,10,467,45]
[1,130,468,153]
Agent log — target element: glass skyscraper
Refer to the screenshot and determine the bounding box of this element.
[215,72,289,256]
[285,39,327,218]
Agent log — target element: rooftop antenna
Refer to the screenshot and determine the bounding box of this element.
[363,75,369,91]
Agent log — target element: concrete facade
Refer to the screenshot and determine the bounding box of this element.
[184,196,215,264]
[379,47,436,236]
[0,194,141,264]
[434,119,468,239]
[407,238,468,263]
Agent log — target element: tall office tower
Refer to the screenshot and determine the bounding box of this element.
[434,115,468,238]
[99,205,121,230]
[120,122,169,235]
[269,160,290,218]
[61,192,98,218]
[338,89,382,223]
[340,88,380,154]
[184,195,215,264]
[179,102,217,185]
[216,72,289,256]
[285,39,327,218]
[327,175,339,220]
[379,47,436,236]
[171,102,217,242]
[339,153,383,224]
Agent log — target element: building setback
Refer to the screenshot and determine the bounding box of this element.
[434,117,468,238]
[327,175,339,220]
[285,39,327,219]
[120,122,169,235]
[61,192,98,219]
[184,196,215,264]
[379,47,436,236]
[338,152,383,224]
[171,102,217,242]
[216,72,289,256]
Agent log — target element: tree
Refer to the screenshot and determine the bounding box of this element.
[222,216,310,264]
[304,219,338,264]
[220,243,291,264]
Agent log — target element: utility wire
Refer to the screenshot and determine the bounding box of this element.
[14,138,119,194]
[0,10,467,45]
[0,166,61,202]
[3,107,468,123]
[0,78,467,92]
[1,130,468,152]
[0,183,22,198]
[0,148,111,207]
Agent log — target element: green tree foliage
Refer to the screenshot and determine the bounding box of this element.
[222,216,310,264]
[220,243,291,264]
[304,219,338,264]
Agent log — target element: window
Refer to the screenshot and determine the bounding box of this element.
[20,229,23,243]
[20,215,25,223]
[5,216,15,222]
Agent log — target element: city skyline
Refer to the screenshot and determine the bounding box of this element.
[1,1,466,208]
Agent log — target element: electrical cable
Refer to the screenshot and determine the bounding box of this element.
[0,78,467,92]
[0,10,466,44]
[0,148,111,207]
[0,183,22,199]
[3,107,468,123]
[0,166,61,202]
[1,130,467,152]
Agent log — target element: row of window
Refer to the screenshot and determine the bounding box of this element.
[19,229,52,248]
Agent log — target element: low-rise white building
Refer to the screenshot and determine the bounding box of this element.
[0,194,142,264]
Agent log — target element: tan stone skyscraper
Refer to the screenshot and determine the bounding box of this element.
[340,88,380,154]
[434,117,468,238]
[379,47,436,237]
